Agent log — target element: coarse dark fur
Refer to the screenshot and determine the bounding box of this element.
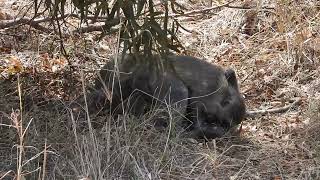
[88,54,246,139]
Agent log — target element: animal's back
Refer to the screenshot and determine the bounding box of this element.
[168,55,228,97]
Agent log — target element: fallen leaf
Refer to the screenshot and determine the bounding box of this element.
[6,56,23,74]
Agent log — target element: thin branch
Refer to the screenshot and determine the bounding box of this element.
[0,13,108,29]
[74,25,119,34]
[160,0,237,18]
[0,15,122,37]
[0,17,51,32]
[225,4,275,10]
[246,98,302,117]
[156,1,275,19]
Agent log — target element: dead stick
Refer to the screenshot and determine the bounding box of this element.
[159,0,237,18]
[246,98,302,117]
[0,14,107,29]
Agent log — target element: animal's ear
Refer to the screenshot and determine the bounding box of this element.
[224,68,239,89]
[225,68,236,79]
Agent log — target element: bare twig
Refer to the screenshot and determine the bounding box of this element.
[161,0,237,18]
[0,170,14,180]
[246,98,302,117]
[0,13,108,30]
[0,13,121,35]
[41,140,47,180]
[0,17,52,32]
[74,25,120,34]
[1,13,113,27]
[225,4,275,10]
[166,2,275,19]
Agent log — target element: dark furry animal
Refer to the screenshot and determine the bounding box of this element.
[88,54,246,139]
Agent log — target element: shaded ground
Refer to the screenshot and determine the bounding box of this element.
[1,0,320,179]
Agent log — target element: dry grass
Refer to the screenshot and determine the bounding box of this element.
[1,0,320,179]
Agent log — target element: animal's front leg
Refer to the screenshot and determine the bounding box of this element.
[184,102,227,139]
